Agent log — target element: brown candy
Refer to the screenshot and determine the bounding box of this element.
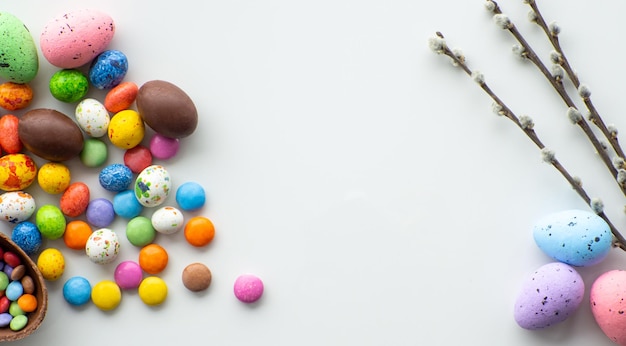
[136,80,198,139]
[182,263,212,292]
[18,108,84,161]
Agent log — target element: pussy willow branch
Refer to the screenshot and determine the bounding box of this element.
[526,0,626,159]
[487,1,626,196]
[431,32,626,250]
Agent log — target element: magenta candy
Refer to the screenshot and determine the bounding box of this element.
[149,134,180,160]
[233,274,264,303]
[114,261,143,289]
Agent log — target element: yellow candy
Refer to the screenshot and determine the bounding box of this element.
[0,153,37,191]
[108,109,144,149]
[36,248,65,281]
[138,276,168,306]
[91,280,122,311]
[37,162,71,194]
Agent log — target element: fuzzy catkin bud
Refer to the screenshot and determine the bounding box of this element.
[549,21,561,36]
[591,198,604,214]
[484,0,496,12]
[519,115,534,130]
[512,44,526,58]
[551,64,564,80]
[471,71,485,84]
[567,107,583,124]
[493,14,512,29]
[451,48,464,66]
[572,176,582,187]
[492,102,504,116]
[608,124,619,138]
[613,157,625,170]
[527,10,538,23]
[428,36,446,54]
[578,84,591,98]
[549,51,562,64]
[618,169,626,184]
[541,148,556,163]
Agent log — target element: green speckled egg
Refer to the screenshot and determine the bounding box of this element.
[0,12,39,83]
[49,69,89,103]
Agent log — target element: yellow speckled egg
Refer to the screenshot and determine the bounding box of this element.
[37,248,65,281]
[0,154,37,191]
[108,109,144,149]
[38,162,71,194]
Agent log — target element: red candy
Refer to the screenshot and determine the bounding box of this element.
[60,182,90,217]
[0,296,9,313]
[4,251,21,268]
[124,145,152,173]
[104,81,138,113]
[0,115,22,154]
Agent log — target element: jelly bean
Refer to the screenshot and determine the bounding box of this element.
[37,248,65,281]
[0,297,9,314]
[114,261,143,290]
[138,244,168,275]
[182,263,212,292]
[60,182,90,217]
[105,81,138,113]
[0,272,8,291]
[49,69,89,103]
[91,280,121,311]
[233,274,264,303]
[85,229,120,265]
[36,205,66,240]
[99,163,133,192]
[17,294,37,313]
[5,281,23,301]
[11,221,42,256]
[149,134,179,160]
[89,50,128,89]
[126,216,156,247]
[176,182,206,211]
[80,138,108,167]
[63,220,93,251]
[138,276,167,306]
[151,206,184,235]
[9,301,23,316]
[10,265,25,281]
[108,110,145,149]
[3,251,21,268]
[9,314,27,331]
[184,216,215,247]
[0,312,11,327]
[86,198,115,228]
[112,190,143,219]
[75,98,110,138]
[0,82,33,111]
[37,162,71,194]
[63,276,91,306]
[20,276,34,295]
[0,114,22,154]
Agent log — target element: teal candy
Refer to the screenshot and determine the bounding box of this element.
[0,13,39,83]
[49,69,89,103]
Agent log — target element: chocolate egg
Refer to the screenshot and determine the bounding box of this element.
[19,109,84,161]
[136,80,198,138]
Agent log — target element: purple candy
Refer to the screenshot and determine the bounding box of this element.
[3,265,12,278]
[149,133,180,160]
[0,313,11,327]
[86,198,116,228]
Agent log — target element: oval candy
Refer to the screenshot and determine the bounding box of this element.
[0,82,33,111]
[108,109,144,150]
[136,80,198,138]
[89,50,128,89]
[0,154,37,191]
[19,108,84,162]
[0,114,22,154]
[0,191,36,224]
[591,270,626,344]
[0,12,39,83]
[105,81,138,113]
[60,182,90,217]
[75,98,110,138]
[134,165,171,207]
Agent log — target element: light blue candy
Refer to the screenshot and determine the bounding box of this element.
[533,209,612,267]
[5,281,23,301]
[113,190,143,219]
[176,182,206,211]
[63,276,92,306]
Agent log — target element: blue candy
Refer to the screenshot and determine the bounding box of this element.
[89,50,128,89]
[0,313,12,327]
[11,221,42,255]
[176,182,206,211]
[99,163,133,192]
[5,281,23,301]
[113,190,143,219]
[63,276,92,306]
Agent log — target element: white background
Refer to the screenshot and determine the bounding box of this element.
[3,0,626,345]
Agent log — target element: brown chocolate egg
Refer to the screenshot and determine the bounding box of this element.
[136,80,198,139]
[18,108,84,161]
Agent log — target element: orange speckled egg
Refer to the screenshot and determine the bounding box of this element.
[0,114,22,154]
[0,154,37,191]
[0,82,33,111]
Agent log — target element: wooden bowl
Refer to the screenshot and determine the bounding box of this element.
[0,232,47,341]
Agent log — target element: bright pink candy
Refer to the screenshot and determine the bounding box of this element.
[114,261,143,289]
[233,274,264,303]
[150,133,180,160]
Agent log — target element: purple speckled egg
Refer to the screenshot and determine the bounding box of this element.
[513,262,585,330]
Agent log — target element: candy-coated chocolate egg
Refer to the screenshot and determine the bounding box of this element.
[0,191,36,224]
[134,165,171,207]
[85,228,119,265]
[0,154,37,191]
[75,98,110,138]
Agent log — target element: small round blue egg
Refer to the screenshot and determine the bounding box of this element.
[99,163,133,192]
[113,190,143,219]
[11,221,42,255]
[63,276,92,306]
[176,182,206,211]
[89,50,128,89]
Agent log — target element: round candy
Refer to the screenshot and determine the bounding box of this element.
[63,220,93,250]
[0,154,38,191]
[75,98,110,137]
[0,191,36,224]
[112,190,143,219]
[37,248,65,281]
[89,50,128,89]
[49,69,89,103]
[182,263,212,292]
[126,216,156,247]
[11,221,42,255]
[176,182,206,211]
[86,198,115,228]
[85,228,120,265]
[105,81,138,113]
[60,182,90,217]
[114,261,143,290]
[99,163,133,192]
[138,243,168,275]
[80,138,108,167]
[138,276,168,306]
[17,294,37,312]
[151,206,184,235]
[91,280,121,311]
[233,274,264,303]
[135,165,171,207]
[63,276,91,306]
[37,162,71,194]
[108,110,145,150]
[184,216,215,247]
[150,134,180,160]
[0,114,22,154]
[124,145,152,173]
[36,204,66,240]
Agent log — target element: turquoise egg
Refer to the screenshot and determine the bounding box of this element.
[533,209,612,266]
[0,13,39,83]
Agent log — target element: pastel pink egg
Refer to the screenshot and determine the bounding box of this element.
[591,270,626,345]
[40,9,115,68]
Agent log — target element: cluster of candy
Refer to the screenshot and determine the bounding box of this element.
[0,248,37,331]
[0,7,264,331]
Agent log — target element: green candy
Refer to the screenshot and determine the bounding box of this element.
[36,204,66,240]
[0,272,8,291]
[80,138,108,167]
[9,314,27,331]
[9,302,24,317]
[126,216,156,247]
[49,69,89,103]
[0,12,39,83]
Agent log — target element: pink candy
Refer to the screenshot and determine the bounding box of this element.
[150,134,180,160]
[233,274,264,303]
[114,261,143,289]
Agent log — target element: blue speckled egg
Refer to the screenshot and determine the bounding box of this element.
[533,209,612,267]
[99,163,133,192]
[514,262,585,329]
[11,221,42,255]
[89,50,128,89]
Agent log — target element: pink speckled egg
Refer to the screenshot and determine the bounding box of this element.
[591,270,626,344]
[513,262,584,330]
[40,9,115,68]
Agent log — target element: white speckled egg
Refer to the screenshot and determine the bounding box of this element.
[134,165,171,207]
[75,98,110,137]
[151,206,184,234]
[85,228,120,264]
[0,191,36,223]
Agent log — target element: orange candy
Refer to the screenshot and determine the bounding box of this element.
[0,114,22,154]
[104,81,138,113]
[17,293,37,312]
[63,220,93,250]
[138,244,168,274]
[184,216,215,247]
[0,82,33,111]
[60,182,90,217]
